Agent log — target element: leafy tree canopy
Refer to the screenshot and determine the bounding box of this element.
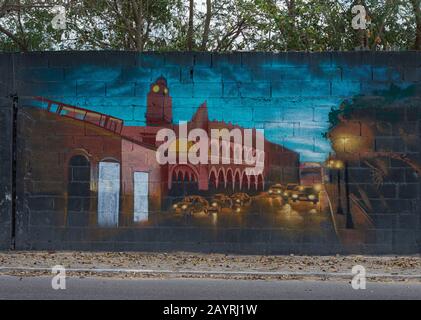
[0,0,420,52]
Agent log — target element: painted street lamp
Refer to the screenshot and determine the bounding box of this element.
[334,160,345,215]
[327,159,344,215]
[339,136,355,229]
[344,159,354,229]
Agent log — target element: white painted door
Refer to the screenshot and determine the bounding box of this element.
[134,172,149,222]
[98,162,120,227]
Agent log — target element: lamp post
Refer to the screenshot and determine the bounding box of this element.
[335,160,345,215]
[344,160,354,229]
[327,159,344,215]
[338,136,354,229]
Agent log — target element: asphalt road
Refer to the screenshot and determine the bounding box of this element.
[0,276,420,300]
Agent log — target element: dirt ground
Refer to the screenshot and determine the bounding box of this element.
[1,251,420,282]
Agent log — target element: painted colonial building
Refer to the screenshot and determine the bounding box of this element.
[26,77,299,231]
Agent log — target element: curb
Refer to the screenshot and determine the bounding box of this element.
[1,266,421,280]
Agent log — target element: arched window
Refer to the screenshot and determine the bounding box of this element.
[169,165,199,197]
[67,155,91,226]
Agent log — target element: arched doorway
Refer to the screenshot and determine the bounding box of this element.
[67,155,91,226]
[249,174,256,192]
[226,169,234,192]
[234,170,241,191]
[241,172,249,191]
[169,165,199,198]
[217,169,225,192]
[209,170,217,192]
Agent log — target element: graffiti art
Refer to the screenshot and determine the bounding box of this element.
[16,53,421,253]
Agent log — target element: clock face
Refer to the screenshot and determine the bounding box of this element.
[164,88,168,95]
[152,85,160,93]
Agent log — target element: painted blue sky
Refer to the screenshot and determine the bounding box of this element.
[29,58,408,162]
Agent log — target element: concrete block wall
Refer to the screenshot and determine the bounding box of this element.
[0,51,420,254]
[0,54,13,250]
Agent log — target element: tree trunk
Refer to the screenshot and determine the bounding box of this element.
[285,0,296,50]
[187,0,194,51]
[200,0,211,51]
[411,0,421,50]
[132,0,145,52]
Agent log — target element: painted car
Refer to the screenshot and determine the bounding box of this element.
[172,196,209,216]
[282,184,299,201]
[268,184,284,197]
[231,193,252,212]
[208,194,233,214]
[290,186,320,204]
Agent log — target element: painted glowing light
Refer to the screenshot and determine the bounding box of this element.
[313,184,322,192]
[327,159,344,169]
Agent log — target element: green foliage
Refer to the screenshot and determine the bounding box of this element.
[326,84,418,132]
[0,0,419,52]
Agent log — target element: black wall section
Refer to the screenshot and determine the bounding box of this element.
[0,54,13,250]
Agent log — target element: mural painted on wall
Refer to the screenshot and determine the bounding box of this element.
[21,55,421,252]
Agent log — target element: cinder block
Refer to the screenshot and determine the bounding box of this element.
[17,80,77,97]
[132,106,147,121]
[309,52,332,66]
[16,67,65,82]
[151,67,181,83]
[373,67,403,81]
[342,66,372,81]
[309,66,341,81]
[271,81,300,97]
[194,52,212,67]
[50,51,137,67]
[403,67,421,82]
[372,51,419,67]
[399,184,419,199]
[106,81,136,97]
[212,53,242,68]
[239,82,270,98]
[193,82,223,98]
[399,215,419,230]
[180,67,194,83]
[302,81,331,96]
[14,52,49,68]
[137,52,165,68]
[221,66,253,82]
[77,81,106,96]
[254,66,312,81]
[273,80,330,97]
[375,137,405,152]
[192,67,221,82]
[165,52,194,67]
[242,52,273,66]
[65,66,122,81]
[135,82,151,97]
[168,83,193,98]
[253,108,285,122]
[331,80,361,97]
[0,81,6,97]
[28,196,55,211]
[120,67,151,82]
[219,106,253,122]
[286,52,310,65]
[332,52,366,66]
[360,81,397,95]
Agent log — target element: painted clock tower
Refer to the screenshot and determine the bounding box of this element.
[146,77,173,126]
